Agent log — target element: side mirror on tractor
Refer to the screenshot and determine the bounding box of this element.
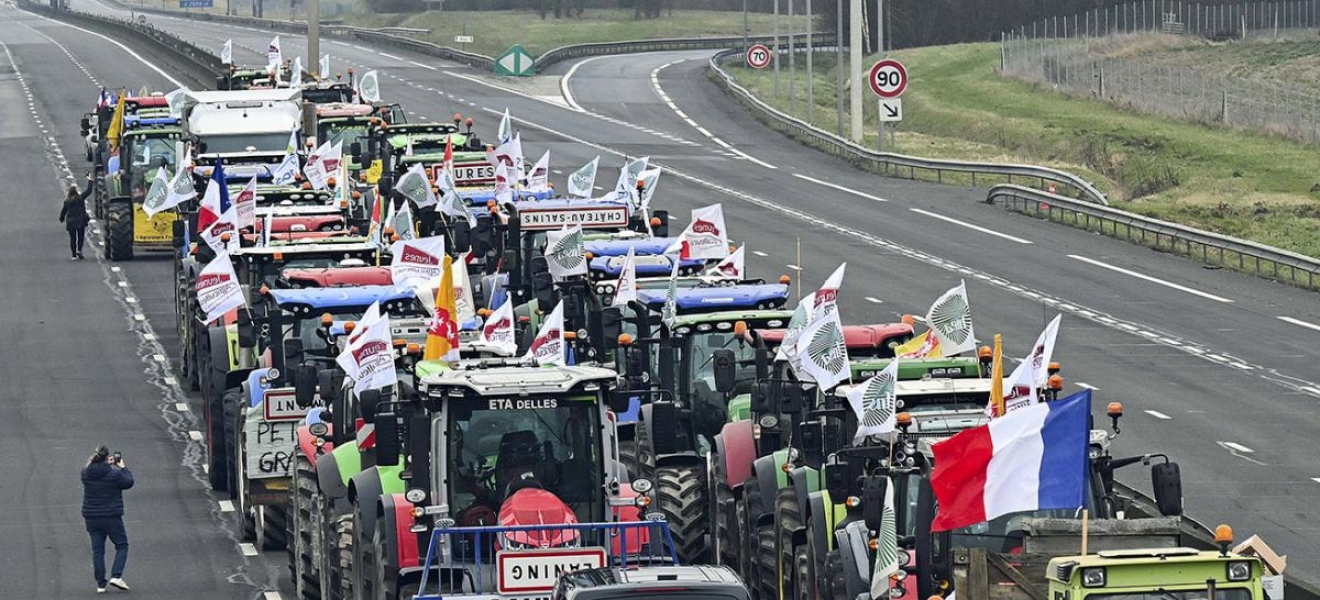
[862,476,890,531]
[236,312,257,349]
[712,349,736,394]
[171,220,186,249]
[1151,461,1183,517]
[80,116,91,136]
[359,389,383,422]
[824,457,850,503]
[374,410,401,467]
[293,365,318,408]
[349,142,362,158]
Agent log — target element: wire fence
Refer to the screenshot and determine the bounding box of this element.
[1001,0,1320,145]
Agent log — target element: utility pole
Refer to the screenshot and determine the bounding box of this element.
[806,0,814,123]
[774,0,781,97]
[836,0,844,135]
[850,0,862,141]
[308,0,320,78]
[877,0,884,151]
[789,0,796,113]
[742,0,749,54]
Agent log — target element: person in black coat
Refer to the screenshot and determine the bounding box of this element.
[59,174,93,260]
[81,446,134,593]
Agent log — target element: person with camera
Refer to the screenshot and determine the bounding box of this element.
[81,446,134,593]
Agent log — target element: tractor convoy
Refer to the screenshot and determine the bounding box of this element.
[88,58,1282,600]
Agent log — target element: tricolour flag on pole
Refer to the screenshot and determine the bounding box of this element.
[567,156,599,198]
[930,390,1091,532]
[524,300,566,366]
[665,204,730,260]
[846,359,899,444]
[926,280,977,356]
[198,160,238,253]
[195,252,246,323]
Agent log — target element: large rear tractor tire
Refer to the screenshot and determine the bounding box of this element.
[655,465,710,564]
[263,504,289,551]
[741,482,764,600]
[793,545,812,600]
[292,456,322,600]
[106,201,133,261]
[755,521,777,600]
[823,549,847,600]
[353,503,374,600]
[205,372,228,492]
[712,449,739,569]
[224,388,240,500]
[334,513,355,600]
[774,487,802,600]
[617,439,638,479]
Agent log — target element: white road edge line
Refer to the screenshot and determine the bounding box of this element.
[792,174,887,202]
[910,208,1034,244]
[1075,382,1098,390]
[408,60,438,71]
[218,500,235,513]
[650,60,774,167]
[560,55,609,113]
[32,13,183,87]
[1067,255,1234,303]
[1278,316,1320,332]
[1219,442,1254,453]
[239,543,259,556]
[1144,410,1172,420]
[377,51,404,61]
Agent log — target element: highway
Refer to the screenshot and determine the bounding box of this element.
[5,0,1320,593]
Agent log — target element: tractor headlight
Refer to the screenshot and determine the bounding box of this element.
[1081,567,1106,588]
[758,414,779,429]
[896,549,911,567]
[631,478,653,494]
[1227,561,1252,581]
[405,488,427,504]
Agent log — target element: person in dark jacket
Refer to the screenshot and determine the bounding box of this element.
[59,174,93,260]
[81,446,134,593]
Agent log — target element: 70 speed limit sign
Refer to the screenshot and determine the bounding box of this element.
[868,59,908,98]
[746,44,772,69]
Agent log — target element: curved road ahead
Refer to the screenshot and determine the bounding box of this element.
[5,2,1320,595]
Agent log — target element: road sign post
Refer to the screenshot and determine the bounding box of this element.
[746,44,772,69]
[494,44,534,77]
[868,58,907,152]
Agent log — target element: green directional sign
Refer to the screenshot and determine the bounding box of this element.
[494,44,535,77]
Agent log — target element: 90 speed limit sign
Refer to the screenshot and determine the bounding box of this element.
[746,44,772,69]
[868,59,907,98]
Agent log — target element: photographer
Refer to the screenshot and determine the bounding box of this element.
[81,446,133,593]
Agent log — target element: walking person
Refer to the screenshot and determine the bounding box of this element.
[82,446,134,593]
[59,173,93,260]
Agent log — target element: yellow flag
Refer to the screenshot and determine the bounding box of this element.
[990,333,1005,418]
[107,91,127,152]
[363,159,383,184]
[423,255,460,362]
[893,331,943,359]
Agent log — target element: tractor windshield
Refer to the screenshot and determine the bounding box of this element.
[688,332,758,396]
[447,397,603,525]
[302,87,354,105]
[1085,592,1251,600]
[322,124,367,149]
[129,137,177,170]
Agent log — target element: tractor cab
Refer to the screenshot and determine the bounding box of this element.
[299,80,356,105]
[97,115,188,261]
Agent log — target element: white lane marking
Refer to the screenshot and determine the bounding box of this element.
[785,264,802,271]
[377,51,404,61]
[1278,316,1320,332]
[1067,255,1234,303]
[175,402,190,412]
[219,500,235,513]
[32,14,183,87]
[408,60,437,71]
[1075,382,1098,390]
[561,55,610,113]
[865,296,883,304]
[910,208,1034,245]
[752,250,769,257]
[351,44,370,51]
[1144,410,1172,420]
[188,431,203,441]
[792,174,888,202]
[441,69,570,110]
[1313,478,1320,484]
[142,333,155,341]
[110,266,120,272]
[729,148,777,169]
[265,592,284,600]
[1219,442,1254,453]
[239,543,259,556]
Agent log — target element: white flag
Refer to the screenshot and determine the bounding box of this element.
[270,150,301,186]
[140,167,172,218]
[233,176,258,229]
[776,291,818,367]
[706,246,745,279]
[614,156,649,208]
[164,163,197,209]
[926,280,977,356]
[195,252,246,323]
[389,235,446,287]
[165,87,190,119]
[526,150,550,192]
[494,161,512,203]
[436,169,476,227]
[1000,353,1040,415]
[847,360,898,444]
[303,141,330,189]
[453,252,476,325]
[290,56,303,86]
[358,69,381,103]
[568,156,599,198]
[793,309,850,390]
[868,482,900,598]
[336,302,397,395]
[479,297,518,356]
[524,300,566,366]
[260,212,274,248]
[660,256,680,329]
[1026,314,1062,387]
[396,163,438,208]
[221,39,233,65]
[544,224,587,281]
[491,134,523,182]
[498,107,512,144]
[392,201,416,242]
[634,166,661,212]
[813,263,847,319]
[665,203,729,260]
[267,36,282,71]
[319,54,330,79]
[611,247,638,309]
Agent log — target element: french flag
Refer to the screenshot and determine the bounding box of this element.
[929,390,1091,532]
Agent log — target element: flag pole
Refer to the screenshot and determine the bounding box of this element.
[991,333,1005,417]
[1081,508,1090,555]
[796,237,802,301]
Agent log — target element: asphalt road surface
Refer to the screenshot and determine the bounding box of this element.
[7,0,1320,592]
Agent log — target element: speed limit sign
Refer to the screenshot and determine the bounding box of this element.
[868,59,907,98]
[746,44,772,69]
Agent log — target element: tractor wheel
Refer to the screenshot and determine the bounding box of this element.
[292,456,322,600]
[712,449,739,569]
[775,487,803,600]
[372,523,397,600]
[106,201,133,261]
[806,518,832,600]
[823,549,847,600]
[394,583,420,600]
[793,544,812,600]
[319,497,342,600]
[655,465,710,563]
[755,521,777,600]
[334,513,356,600]
[617,439,638,479]
[205,372,228,491]
[224,388,241,500]
[741,482,763,599]
[263,504,289,551]
[353,503,374,600]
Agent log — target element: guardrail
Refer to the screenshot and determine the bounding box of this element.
[20,1,224,89]
[534,32,835,71]
[706,49,1111,206]
[987,184,1320,290]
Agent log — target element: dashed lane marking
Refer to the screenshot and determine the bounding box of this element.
[910,208,1034,245]
[1067,255,1234,304]
[1144,410,1172,420]
[239,543,258,556]
[791,174,887,202]
[864,297,883,304]
[175,402,189,412]
[1278,316,1320,333]
[1075,382,1098,390]
[188,431,203,441]
[219,500,235,513]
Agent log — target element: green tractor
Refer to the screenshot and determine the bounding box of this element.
[86,112,188,261]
